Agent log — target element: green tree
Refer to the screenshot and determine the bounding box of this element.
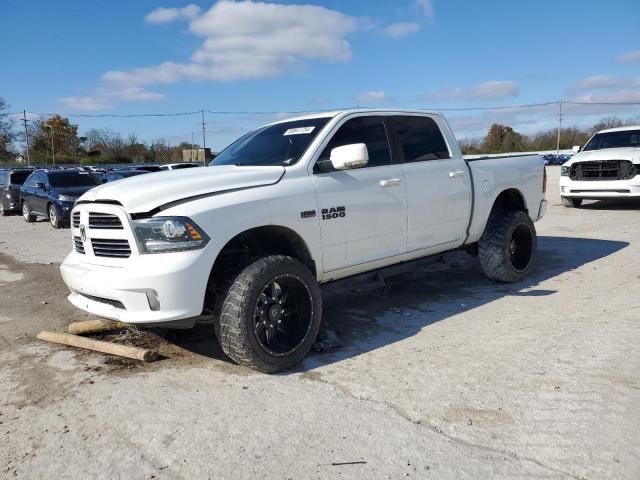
[30,115,81,164]
[0,98,17,162]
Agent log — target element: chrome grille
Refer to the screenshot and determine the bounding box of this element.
[88,212,123,229]
[91,238,131,258]
[72,211,80,228]
[73,236,85,254]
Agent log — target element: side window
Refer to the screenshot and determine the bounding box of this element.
[318,116,392,169]
[390,116,450,162]
[0,172,6,186]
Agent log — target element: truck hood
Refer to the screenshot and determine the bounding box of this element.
[567,147,640,165]
[78,165,285,213]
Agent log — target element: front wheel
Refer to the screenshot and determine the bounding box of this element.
[478,210,537,283]
[22,202,35,223]
[561,196,582,208]
[48,204,61,229]
[217,255,322,373]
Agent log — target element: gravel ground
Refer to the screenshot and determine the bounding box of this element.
[1,167,639,479]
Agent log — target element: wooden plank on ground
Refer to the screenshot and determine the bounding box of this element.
[68,319,129,335]
[37,331,158,362]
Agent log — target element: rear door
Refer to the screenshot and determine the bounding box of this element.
[310,115,408,274]
[388,115,471,252]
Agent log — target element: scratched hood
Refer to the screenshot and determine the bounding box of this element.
[78,165,285,213]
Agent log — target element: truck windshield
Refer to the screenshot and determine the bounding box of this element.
[48,172,102,188]
[583,129,640,151]
[210,117,331,167]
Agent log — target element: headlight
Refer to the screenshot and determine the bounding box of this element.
[133,216,210,254]
[58,194,77,202]
[560,166,571,176]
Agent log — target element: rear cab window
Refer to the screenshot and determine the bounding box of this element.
[9,171,31,185]
[315,116,392,172]
[389,115,450,163]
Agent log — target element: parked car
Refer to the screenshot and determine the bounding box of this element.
[159,163,200,170]
[0,168,33,216]
[130,165,162,172]
[559,125,640,207]
[20,169,102,228]
[61,109,547,372]
[101,169,150,183]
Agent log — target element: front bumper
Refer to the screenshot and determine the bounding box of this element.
[559,176,640,198]
[54,201,75,221]
[60,246,217,325]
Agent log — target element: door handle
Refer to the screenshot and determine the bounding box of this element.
[448,170,465,178]
[379,178,401,187]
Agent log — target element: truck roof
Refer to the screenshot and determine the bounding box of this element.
[598,125,640,133]
[267,108,441,126]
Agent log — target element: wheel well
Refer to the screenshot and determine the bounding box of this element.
[491,188,527,216]
[206,226,316,307]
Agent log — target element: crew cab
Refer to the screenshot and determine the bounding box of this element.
[60,109,547,372]
[559,125,640,207]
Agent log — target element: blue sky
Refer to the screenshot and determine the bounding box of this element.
[2,0,639,149]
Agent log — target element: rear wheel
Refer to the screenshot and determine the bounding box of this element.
[216,255,322,373]
[22,202,35,223]
[0,202,7,216]
[48,204,62,229]
[561,196,582,208]
[478,210,537,283]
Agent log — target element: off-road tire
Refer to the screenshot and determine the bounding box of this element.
[217,255,322,373]
[48,204,60,229]
[561,196,582,208]
[22,202,35,223]
[478,210,537,283]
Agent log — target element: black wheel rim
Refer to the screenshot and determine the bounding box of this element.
[509,223,534,272]
[253,274,313,356]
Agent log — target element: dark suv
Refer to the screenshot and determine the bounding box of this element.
[20,169,102,228]
[0,168,33,216]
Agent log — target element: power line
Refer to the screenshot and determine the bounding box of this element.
[9,100,640,119]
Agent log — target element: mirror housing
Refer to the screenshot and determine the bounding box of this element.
[330,143,369,170]
[35,182,46,190]
[572,145,581,154]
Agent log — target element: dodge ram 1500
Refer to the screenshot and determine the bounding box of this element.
[61,109,547,372]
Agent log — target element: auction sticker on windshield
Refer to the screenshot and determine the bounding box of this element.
[283,127,315,136]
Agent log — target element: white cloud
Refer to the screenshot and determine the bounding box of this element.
[355,91,386,104]
[59,1,360,110]
[106,1,359,86]
[384,22,420,38]
[617,49,640,64]
[426,81,519,101]
[58,96,112,112]
[416,0,434,18]
[58,87,165,112]
[145,4,201,24]
[571,75,640,91]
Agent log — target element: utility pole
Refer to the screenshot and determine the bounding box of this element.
[191,132,195,162]
[201,109,207,162]
[46,124,55,165]
[22,110,31,166]
[556,100,563,156]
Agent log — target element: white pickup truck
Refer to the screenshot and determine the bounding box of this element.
[560,125,640,207]
[61,109,547,372]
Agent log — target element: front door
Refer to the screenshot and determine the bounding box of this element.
[311,115,408,274]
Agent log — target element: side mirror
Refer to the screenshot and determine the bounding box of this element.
[572,145,581,154]
[330,143,369,170]
[35,182,46,190]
